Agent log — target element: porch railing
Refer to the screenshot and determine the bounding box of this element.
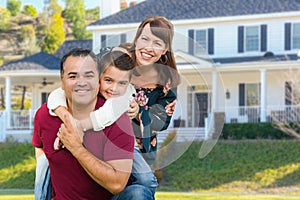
[224,105,300,124]
[0,109,36,130]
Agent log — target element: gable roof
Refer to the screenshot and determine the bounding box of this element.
[0,52,60,71]
[90,0,300,26]
[54,39,93,59]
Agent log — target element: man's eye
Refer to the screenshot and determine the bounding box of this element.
[119,82,128,86]
[69,75,76,79]
[85,74,94,78]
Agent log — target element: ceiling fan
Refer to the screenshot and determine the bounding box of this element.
[41,77,54,86]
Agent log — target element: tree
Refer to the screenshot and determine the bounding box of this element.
[272,68,300,139]
[7,0,21,16]
[39,0,65,54]
[0,7,11,31]
[64,0,90,39]
[22,5,38,17]
[20,24,40,56]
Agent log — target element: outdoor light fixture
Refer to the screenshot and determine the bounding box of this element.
[226,89,230,99]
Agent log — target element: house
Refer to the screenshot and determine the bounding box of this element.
[0,0,300,142]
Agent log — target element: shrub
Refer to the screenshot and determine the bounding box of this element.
[221,122,293,140]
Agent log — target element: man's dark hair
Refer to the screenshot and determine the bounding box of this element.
[60,48,99,77]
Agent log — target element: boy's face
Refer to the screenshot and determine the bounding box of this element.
[99,66,131,99]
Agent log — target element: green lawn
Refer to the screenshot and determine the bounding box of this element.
[1,140,300,196]
[0,192,300,200]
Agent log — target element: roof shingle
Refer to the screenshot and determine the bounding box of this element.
[90,0,300,26]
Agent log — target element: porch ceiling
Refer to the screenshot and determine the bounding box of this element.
[0,70,60,86]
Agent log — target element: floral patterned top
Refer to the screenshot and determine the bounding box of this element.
[132,86,177,165]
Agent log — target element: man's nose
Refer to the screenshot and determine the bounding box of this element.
[76,76,87,85]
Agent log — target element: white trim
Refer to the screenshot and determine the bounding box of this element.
[87,11,300,31]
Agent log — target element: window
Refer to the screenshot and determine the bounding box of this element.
[292,23,300,49]
[245,26,259,52]
[238,25,266,53]
[188,29,214,55]
[245,83,260,106]
[187,85,210,127]
[195,30,207,55]
[101,34,126,48]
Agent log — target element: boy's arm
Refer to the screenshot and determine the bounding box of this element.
[90,84,136,131]
[48,85,136,132]
[47,87,67,116]
[35,147,44,159]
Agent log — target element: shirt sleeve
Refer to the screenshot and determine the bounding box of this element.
[47,87,67,116]
[103,113,134,161]
[150,87,177,131]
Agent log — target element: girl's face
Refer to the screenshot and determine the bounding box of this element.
[99,66,130,99]
[135,24,167,66]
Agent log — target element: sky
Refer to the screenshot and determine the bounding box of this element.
[0,0,143,11]
[0,0,101,11]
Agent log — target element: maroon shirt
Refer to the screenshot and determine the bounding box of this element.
[32,96,134,200]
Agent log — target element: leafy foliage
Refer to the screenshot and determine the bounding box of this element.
[64,0,91,39]
[7,0,21,16]
[39,0,65,54]
[86,7,100,21]
[0,7,11,31]
[22,5,38,17]
[221,122,294,140]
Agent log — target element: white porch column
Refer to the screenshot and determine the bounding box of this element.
[5,76,11,128]
[212,70,218,112]
[260,69,267,122]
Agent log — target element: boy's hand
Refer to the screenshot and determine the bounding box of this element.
[53,137,64,150]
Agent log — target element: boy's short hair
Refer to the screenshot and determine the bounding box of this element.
[99,50,135,79]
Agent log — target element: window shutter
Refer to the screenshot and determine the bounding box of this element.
[188,29,194,55]
[238,26,244,53]
[121,33,126,44]
[101,35,107,48]
[239,83,245,106]
[285,23,291,50]
[260,24,267,52]
[208,28,214,55]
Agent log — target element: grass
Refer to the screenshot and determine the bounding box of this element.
[0,192,300,200]
[157,140,300,195]
[1,140,300,198]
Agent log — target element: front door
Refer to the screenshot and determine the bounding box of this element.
[195,93,209,127]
